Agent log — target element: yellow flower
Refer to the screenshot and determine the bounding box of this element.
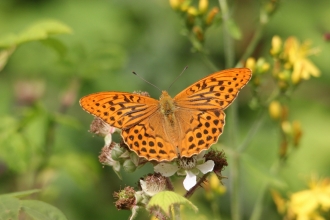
[287,178,330,220]
[282,37,321,84]
[273,177,330,220]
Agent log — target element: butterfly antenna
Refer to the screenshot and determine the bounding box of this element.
[168,66,188,90]
[132,72,161,92]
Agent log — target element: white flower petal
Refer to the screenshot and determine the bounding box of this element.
[183,170,197,190]
[154,163,179,177]
[104,134,112,146]
[196,160,214,174]
[140,180,147,193]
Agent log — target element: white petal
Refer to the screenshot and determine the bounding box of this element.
[140,180,147,193]
[104,134,112,146]
[183,170,197,190]
[196,160,214,174]
[154,163,179,177]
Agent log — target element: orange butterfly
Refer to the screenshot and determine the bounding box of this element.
[80,68,252,162]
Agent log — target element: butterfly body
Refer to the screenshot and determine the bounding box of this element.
[80,68,252,161]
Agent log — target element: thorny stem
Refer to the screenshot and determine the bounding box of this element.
[165,177,175,191]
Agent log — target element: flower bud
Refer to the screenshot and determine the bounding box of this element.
[193,26,204,42]
[198,0,208,14]
[114,186,136,210]
[270,35,282,56]
[246,57,256,72]
[206,7,219,26]
[269,101,282,120]
[123,159,137,173]
[292,120,302,147]
[281,121,292,135]
[111,144,127,160]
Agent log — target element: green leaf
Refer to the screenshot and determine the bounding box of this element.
[2,189,41,198]
[40,38,68,57]
[227,19,242,40]
[0,196,20,220]
[21,200,67,220]
[0,20,72,48]
[147,191,198,217]
[0,47,16,72]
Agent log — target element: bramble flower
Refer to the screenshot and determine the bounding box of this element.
[154,152,214,190]
[89,117,117,146]
[140,173,167,197]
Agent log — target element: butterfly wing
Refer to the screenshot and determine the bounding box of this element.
[173,68,251,157]
[79,92,159,129]
[81,92,179,161]
[121,110,178,161]
[174,68,252,110]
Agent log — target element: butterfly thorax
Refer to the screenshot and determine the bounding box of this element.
[159,91,177,127]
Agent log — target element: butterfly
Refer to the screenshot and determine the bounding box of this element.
[80,68,252,162]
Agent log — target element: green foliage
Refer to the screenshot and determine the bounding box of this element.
[0,0,329,220]
[147,191,198,218]
[0,190,67,220]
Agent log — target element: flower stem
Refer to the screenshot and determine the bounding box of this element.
[218,0,241,219]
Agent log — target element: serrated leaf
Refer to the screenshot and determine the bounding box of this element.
[147,191,198,217]
[0,196,20,220]
[227,19,242,40]
[21,200,67,220]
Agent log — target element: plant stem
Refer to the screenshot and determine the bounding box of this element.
[235,23,265,67]
[218,1,242,219]
[249,160,281,220]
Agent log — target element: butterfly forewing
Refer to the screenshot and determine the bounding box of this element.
[173,68,252,110]
[79,92,159,129]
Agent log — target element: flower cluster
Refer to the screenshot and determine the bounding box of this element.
[271,36,320,88]
[169,0,220,50]
[272,177,330,220]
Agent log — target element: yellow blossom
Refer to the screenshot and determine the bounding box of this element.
[283,37,320,84]
[187,6,198,16]
[287,177,330,220]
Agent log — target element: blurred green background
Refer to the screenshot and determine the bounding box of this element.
[0,0,330,219]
